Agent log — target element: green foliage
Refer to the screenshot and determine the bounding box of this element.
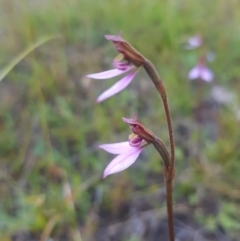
[218,202,240,231]
[0,0,240,240]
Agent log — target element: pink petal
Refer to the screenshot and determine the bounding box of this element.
[97,69,138,102]
[188,66,200,80]
[201,67,214,82]
[105,34,124,42]
[86,67,134,79]
[103,147,143,178]
[99,142,133,154]
[188,36,202,48]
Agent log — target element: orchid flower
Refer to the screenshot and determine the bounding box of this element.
[185,35,203,49]
[99,134,148,178]
[99,115,170,178]
[87,34,145,102]
[188,62,214,82]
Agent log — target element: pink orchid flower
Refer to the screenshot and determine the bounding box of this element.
[86,34,143,102]
[188,63,214,82]
[99,134,148,178]
[185,35,203,49]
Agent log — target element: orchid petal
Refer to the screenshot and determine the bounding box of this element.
[99,142,133,154]
[201,67,214,82]
[188,64,214,82]
[103,147,143,178]
[97,69,138,102]
[86,67,134,79]
[188,66,200,80]
[188,36,202,48]
[105,34,124,42]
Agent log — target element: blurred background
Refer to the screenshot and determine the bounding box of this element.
[0,0,240,240]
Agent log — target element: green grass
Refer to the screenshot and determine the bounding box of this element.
[0,0,240,240]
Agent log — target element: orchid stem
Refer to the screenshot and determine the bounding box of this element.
[166,180,174,241]
[144,60,175,241]
[143,60,175,173]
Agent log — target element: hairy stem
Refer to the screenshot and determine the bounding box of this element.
[153,137,170,169]
[166,180,174,241]
[143,60,175,176]
[160,91,175,175]
[143,59,175,241]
